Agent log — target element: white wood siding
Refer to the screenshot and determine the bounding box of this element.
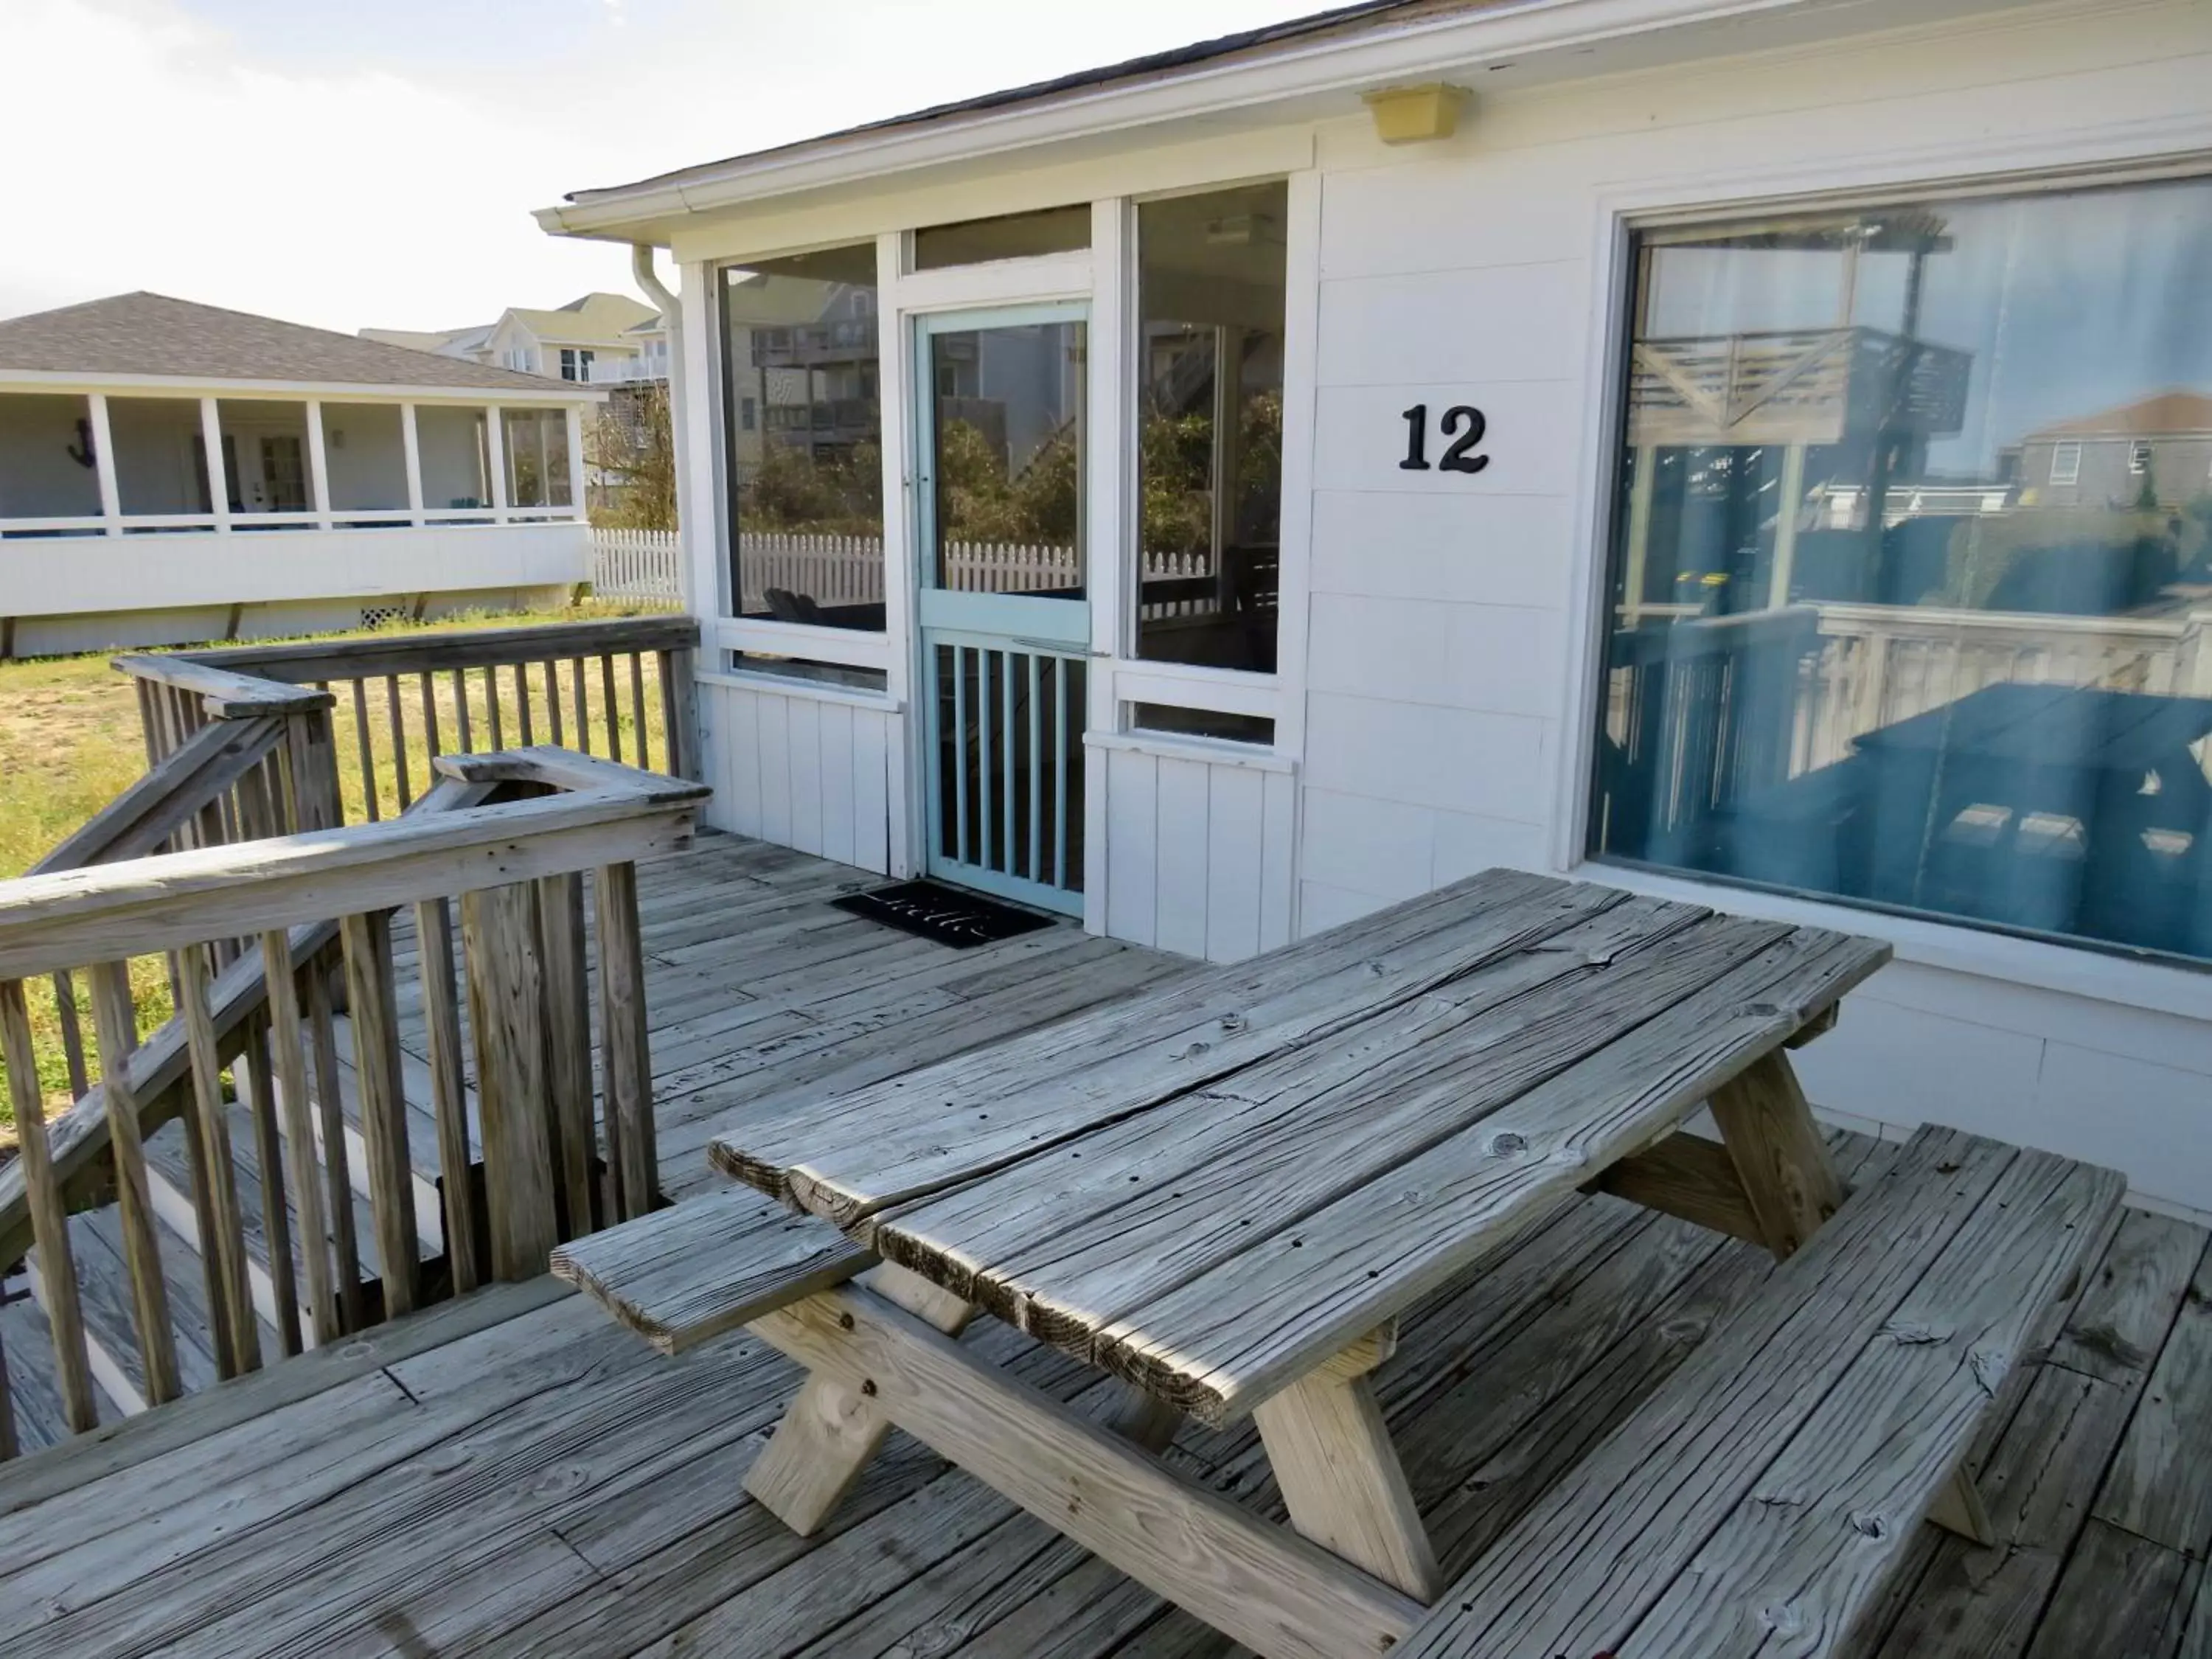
[1100,742,1295,963]
[1289,0,2212,1210]
[698,678,900,876]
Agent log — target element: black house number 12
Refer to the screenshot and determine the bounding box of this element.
[1399,403,1490,473]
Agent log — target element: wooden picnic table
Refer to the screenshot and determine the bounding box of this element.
[706,868,1892,1659]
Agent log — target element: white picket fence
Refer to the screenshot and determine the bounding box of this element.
[727,532,1217,616]
[590,528,685,601]
[591,526,1224,616]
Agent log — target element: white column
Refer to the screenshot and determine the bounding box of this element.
[87,393,122,535]
[400,403,425,525]
[305,398,333,529]
[484,406,508,520]
[564,403,587,518]
[677,257,720,618]
[199,397,231,532]
[1082,196,1133,931]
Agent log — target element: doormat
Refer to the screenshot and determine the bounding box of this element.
[832,880,1057,948]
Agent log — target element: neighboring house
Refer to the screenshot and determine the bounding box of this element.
[0,291,599,658]
[365,293,666,385]
[2016,390,2212,509]
[537,0,2212,1214]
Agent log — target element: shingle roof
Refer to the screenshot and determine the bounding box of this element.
[2032,391,2212,439]
[0,292,578,393]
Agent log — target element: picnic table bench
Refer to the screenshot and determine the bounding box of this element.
[555,868,2125,1659]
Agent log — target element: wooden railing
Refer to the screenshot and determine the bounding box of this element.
[1627,326,1972,448]
[0,750,708,1452]
[1793,602,2212,773]
[115,613,700,830]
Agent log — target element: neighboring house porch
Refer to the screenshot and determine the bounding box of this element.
[0,293,599,658]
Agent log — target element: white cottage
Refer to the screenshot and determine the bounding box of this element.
[538,0,2212,1211]
[0,292,599,657]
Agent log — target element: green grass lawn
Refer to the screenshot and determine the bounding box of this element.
[0,599,680,1141]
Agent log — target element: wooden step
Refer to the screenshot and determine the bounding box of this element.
[0,1279,120,1454]
[552,1184,872,1354]
[1398,1124,2128,1659]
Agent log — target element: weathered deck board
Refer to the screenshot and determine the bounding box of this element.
[0,834,2202,1659]
[0,1138,2199,1658]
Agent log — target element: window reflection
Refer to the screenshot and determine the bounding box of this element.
[718,244,885,630]
[1591,178,2212,964]
[928,321,1085,595]
[1134,182,1287,675]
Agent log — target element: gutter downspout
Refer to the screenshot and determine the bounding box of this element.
[631,244,695,611]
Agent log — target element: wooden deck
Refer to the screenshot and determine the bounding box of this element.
[1,835,2207,1655]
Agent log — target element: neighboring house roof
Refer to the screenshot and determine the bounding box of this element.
[561,0,1448,207]
[2029,390,2212,440]
[359,327,465,352]
[0,292,574,393]
[504,293,661,347]
[359,321,496,355]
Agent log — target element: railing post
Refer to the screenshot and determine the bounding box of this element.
[414,897,481,1297]
[85,961,183,1405]
[461,883,560,1279]
[260,931,341,1347]
[0,981,97,1433]
[538,873,597,1239]
[178,942,261,1377]
[282,706,343,833]
[664,646,700,781]
[594,860,657,1220]
[340,911,418,1318]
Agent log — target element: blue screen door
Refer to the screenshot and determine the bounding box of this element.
[915,304,1089,916]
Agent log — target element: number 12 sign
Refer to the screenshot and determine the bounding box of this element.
[1398,403,1489,473]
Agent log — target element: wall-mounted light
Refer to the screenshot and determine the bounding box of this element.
[66,417,95,468]
[1361,83,1472,145]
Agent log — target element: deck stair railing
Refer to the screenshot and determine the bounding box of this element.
[0,747,707,1455]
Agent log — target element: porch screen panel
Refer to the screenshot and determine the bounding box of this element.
[0,394,100,521]
[501,409,571,509]
[1588,175,2212,965]
[1133,181,1288,678]
[217,400,310,520]
[717,243,884,632]
[323,405,408,515]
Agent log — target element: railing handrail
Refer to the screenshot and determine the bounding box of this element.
[1812,599,2206,642]
[124,613,700,687]
[0,751,707,984]
[108,654,335,720]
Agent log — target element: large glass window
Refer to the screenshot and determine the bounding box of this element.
[1589,176,2212,965]
[719,243,884,630]
[1133,181,1287,674]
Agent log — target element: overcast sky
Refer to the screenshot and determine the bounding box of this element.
[0,0,1298,334]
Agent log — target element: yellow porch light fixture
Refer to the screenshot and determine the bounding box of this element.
[1360,83,1472,145]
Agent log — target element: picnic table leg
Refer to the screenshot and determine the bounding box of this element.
[1710,1048,1994,1545]
[744,1261,973,1534]
[1108,1384,1186,1453]
[1706,1049,1843,1256]
[1252,1324,1440,1602]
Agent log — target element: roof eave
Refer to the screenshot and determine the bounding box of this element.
[0,368,605,402]
[536,0,1846,242]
